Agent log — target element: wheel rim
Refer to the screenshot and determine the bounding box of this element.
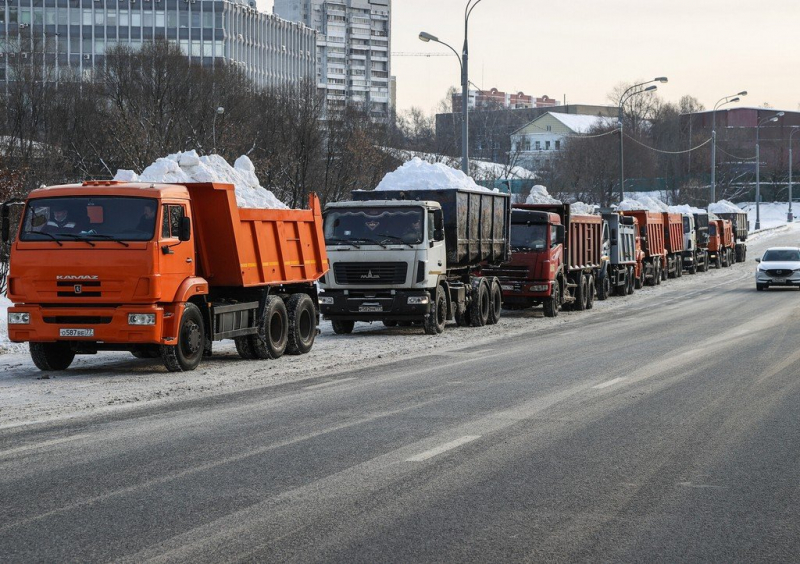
[270,311,284,343]
[182,320,202,357]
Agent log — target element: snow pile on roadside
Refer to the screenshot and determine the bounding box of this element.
[708,200,742,214]
[618,194,670,212]
[525,185,561,204]
[375,157,494,193]
[115,151,287,209]
[739,202,793,232]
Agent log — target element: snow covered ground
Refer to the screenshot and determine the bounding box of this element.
[1,223,795,429]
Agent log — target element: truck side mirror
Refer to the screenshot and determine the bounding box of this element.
[555,225,565,245]
[610,229,617,243]
[179,217,192,242]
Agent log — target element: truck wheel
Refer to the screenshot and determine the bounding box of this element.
[636,267,644,289]
[585,275,595,310]
[383,320,398,327]
[543,279,560,317]
[235,336,257,360]
[468,278,490,326]
[331,319,355,334]
[487,279,503,325]
[454,302,469,326]
[573,275,587,311]
[30,342,75,371]
[660,261,667,282]
[285,293,317,355]
[251,296,288,359]
[161,303,205,372]
[626,267,635,295]
[131,347,160,359]
[424,286,447,335]
[676,256,683,277]
[596,274,610,301]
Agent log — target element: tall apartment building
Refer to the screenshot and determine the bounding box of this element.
[0,0,316,90]
[274,0,391,120]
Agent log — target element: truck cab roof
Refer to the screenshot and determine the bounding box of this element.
[27,181,196,201]
[511,209,560,225]
[325,199,441,210]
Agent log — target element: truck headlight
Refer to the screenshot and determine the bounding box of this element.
[407,296,429,305]
[530,285,548,292]
[128,313,156,326]
[8,312,30,324]
[319,296,334,305]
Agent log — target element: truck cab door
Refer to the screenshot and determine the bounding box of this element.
[159,203,195,300]
[429,209,446,276]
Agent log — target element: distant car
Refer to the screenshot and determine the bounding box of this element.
[755,247,800,290]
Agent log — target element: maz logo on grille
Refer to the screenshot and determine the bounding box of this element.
[361,270,380,279]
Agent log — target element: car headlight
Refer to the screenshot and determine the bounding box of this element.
[529,285,548,292]
[8,312,30,324]
[407,296,429,305]
[319,296,334,305]
[128,313,156,326]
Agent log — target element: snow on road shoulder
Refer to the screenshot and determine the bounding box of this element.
[115,151,287,209]
[0,296,26,354]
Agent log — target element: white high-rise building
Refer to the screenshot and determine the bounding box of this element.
[274,0,391,120]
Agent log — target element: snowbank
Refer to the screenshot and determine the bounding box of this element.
[115,151,287,209]
[525,185,561,205]
[375,157,494,193]
[708,200,742,214]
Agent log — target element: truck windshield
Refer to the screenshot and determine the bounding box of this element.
[19,196,158,243]
[511,223,548,251]
[683,217,691,232]
[709,224,717,235]
[325,207,424,245]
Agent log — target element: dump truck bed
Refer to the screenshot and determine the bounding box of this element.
[621,210,665,258]
[185,183,327,288]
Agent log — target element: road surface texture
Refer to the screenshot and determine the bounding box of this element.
[1,227,798,562]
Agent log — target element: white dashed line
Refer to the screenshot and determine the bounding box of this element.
[592,377,627,389]
[406,435,481,462]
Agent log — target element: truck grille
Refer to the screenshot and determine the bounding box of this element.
[333,262,408,285]
[482,265,529,279]
[43,316,113,324]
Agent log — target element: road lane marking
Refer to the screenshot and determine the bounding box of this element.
[592,377,627,389]
[0,434,89,458]
[303,378,357,391]
[406,435,481,462]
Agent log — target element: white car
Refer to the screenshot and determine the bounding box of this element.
[755,247,800,290]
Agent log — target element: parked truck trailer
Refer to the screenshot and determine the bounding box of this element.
[318,187,510,334]
[601,211,640,296]
[682,213,710,274]
[620,210,666,285]
[712,211,748,262]
[708,218,735,268]
[3,181,328,372]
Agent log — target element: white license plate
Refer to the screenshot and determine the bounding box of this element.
[501,285,514,291]
[773,278,787,283]
[59,328,94,338]
[359,306,383,312]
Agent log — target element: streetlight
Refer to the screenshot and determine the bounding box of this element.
[618,77,667,202]
[788,126,800,222]
[755,110,784,230]
[419,0,486,175]
[710,90,747,204]
[212,106,224,154]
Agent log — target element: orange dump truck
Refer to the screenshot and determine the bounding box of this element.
[708,218,735,268]
[2,181,328,372]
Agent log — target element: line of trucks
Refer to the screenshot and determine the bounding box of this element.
[2,180,748,372]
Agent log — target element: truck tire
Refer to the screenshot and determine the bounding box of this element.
[234,336,257,359]
[660,260,667,281]
[285,293,317,355]
[636,267,644,289]
[454,302,469,326]
[424,286,447,335]
[331,319,355,334]
[626,267,635,295]
[689,254,697,275]
[468,278,490,327]
[573,274,587,311]
[161,303,205,372]
[701,254,709,272]
[30,342,75,371]
[596,273,610,301]
[251,296,288,359]
[585,274,595,310]
[487,279,502,325]
[383,320,398,327]
[676,256,683,277]
[131,347,160,359]
[543,279,560,317]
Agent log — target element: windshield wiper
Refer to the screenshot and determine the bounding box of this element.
[326,237,360,249]
[56,233,95,247]
[377,233,415,248]
[28,231,63,246]
[354,238,387,248]
[85,233,130,247]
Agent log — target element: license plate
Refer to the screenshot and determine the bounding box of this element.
[59,328,94,337]
[358,306,383,312]
[501,285,514,291]
[773,278,787,283]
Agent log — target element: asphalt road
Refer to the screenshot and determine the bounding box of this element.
[2,231,800,563]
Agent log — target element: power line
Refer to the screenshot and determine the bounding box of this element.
[624,132,712,154]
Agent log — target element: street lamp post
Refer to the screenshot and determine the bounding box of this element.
[419,0,485,176]
[618,77,667,202]
[755,111,784,230]
[788,127,800,222]
[711,90,747,204]
[212,106,224,154]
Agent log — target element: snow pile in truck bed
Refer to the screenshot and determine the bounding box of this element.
[708,200,743,214]
[618,194,670,212]
[375,157,495,193]
[115,151,288,209]
[525,185,562,205]
[570,202,595,215]
[668,204,706,214]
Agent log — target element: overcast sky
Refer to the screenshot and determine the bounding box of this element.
[261,0,799,115]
